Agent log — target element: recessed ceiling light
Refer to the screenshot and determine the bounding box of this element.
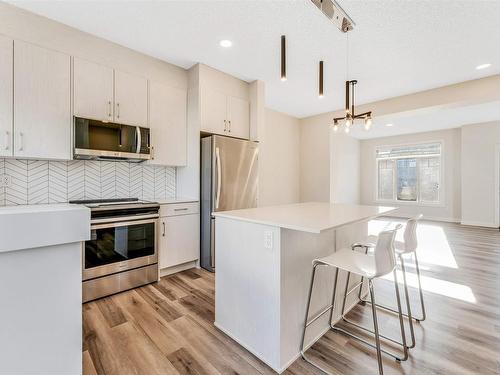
[476,63,491,70]
[386,123,393,127]
[219,40,232,48]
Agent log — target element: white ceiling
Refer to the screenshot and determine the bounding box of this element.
[8,0,500,133]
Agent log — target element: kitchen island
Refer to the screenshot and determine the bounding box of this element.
[213,202,396,373]
[0,204,90,375]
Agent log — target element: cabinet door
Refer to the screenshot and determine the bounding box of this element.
[200,87,227,135]
[228,96,250,139]
[149,81,187,166]
[73,57,114,122]
[114,69,148,126]
[160,214,199,269]
[14,40,71,160]
[0,35,13,157]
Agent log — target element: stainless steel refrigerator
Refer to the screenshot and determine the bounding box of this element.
[201,135,259,271]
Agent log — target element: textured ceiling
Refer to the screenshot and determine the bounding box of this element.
[8,0,500,125]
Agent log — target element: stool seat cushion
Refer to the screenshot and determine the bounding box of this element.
[314,248,389,279]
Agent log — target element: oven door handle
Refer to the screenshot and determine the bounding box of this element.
[91,216,158,229]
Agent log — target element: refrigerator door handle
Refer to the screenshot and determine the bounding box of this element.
[215,147,222,209]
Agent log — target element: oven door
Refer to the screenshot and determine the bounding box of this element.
[83,218,158,281]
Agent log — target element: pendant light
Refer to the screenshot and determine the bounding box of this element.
[332,32,373,133]
[318,61,324,98]
[280,35,287,81]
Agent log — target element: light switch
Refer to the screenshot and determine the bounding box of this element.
[264,231,273,249]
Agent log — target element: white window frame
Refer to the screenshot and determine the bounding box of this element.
[374,140,445,207]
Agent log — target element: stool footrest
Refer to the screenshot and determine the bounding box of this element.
[360,297,424,321]
[306,304,334,328]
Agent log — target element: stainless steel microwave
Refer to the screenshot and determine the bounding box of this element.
[73,117,151,162]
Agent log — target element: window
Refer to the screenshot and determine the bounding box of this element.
[376,142,441,204]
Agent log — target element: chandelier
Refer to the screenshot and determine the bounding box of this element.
[332,80,372,133]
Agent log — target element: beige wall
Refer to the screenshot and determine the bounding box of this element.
[299,113,331,202]
[461,121,500,227]
[360,128,462,222]
[259,109,300,206]
[330,133,360,204]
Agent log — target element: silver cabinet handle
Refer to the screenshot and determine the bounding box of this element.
[4,131,9,150]
[228,120,232,133]
[108,101,112,119]
[151,146,155,160]
[162,221,166,237]
[18,132,24,151]
[223,120,227,132]
[174,208,189,212]
[116,102,120,119]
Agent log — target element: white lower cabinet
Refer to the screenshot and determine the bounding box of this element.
[158,202,200,270]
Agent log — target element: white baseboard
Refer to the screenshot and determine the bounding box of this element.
[460,221,498,229]
[159,260,197,278]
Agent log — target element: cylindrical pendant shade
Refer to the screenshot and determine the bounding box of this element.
[281,35,287,81]
[319,61,324,97]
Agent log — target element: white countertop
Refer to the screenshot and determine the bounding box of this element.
[213,202,397,233]
[0,203,90,253]
[145,197,199,205]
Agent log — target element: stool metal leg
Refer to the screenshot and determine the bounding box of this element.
[339,268,409,361]
[357,253,424,325]
[399,255,416,348]
[369,279,384,375]
[301,264,339,375]
[413,252,426,322]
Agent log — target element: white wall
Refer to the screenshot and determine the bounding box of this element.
[330,133,360,204]
[360,128,462,222]
[461,121,500,227]
[259,109,300,206]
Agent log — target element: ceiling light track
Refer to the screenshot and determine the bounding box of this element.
[310,0,355,32]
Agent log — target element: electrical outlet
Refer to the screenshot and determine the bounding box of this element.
[264,231,273,249]
[0,174,11,188]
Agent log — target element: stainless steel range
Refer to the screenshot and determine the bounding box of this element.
[70,198,160,303]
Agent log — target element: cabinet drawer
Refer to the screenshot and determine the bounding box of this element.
[160,202,199,217]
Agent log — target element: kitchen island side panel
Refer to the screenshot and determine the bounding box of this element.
[214,217,282,371]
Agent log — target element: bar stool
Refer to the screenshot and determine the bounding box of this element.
[300,226,406,375]
[353,214,425,349]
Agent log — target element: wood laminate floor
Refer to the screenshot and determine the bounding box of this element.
[83,220,500,375]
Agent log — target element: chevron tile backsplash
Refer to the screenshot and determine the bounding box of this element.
[0,159,176,206]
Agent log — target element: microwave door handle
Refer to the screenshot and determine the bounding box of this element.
[136,127,141,154]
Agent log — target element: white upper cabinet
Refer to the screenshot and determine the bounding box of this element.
[0,35,13,158]
[149,81,187,166]
[200,87,227,135]
[200,87,250,139]
[228,96,250,139]
[14,40,71,160]
[114,70,148,127]
[73,57,114,122]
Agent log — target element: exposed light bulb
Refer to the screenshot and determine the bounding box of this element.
[332,124,339,132]
[364,116,372,131]
[345,118,352,128]
[344,125,350,134]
